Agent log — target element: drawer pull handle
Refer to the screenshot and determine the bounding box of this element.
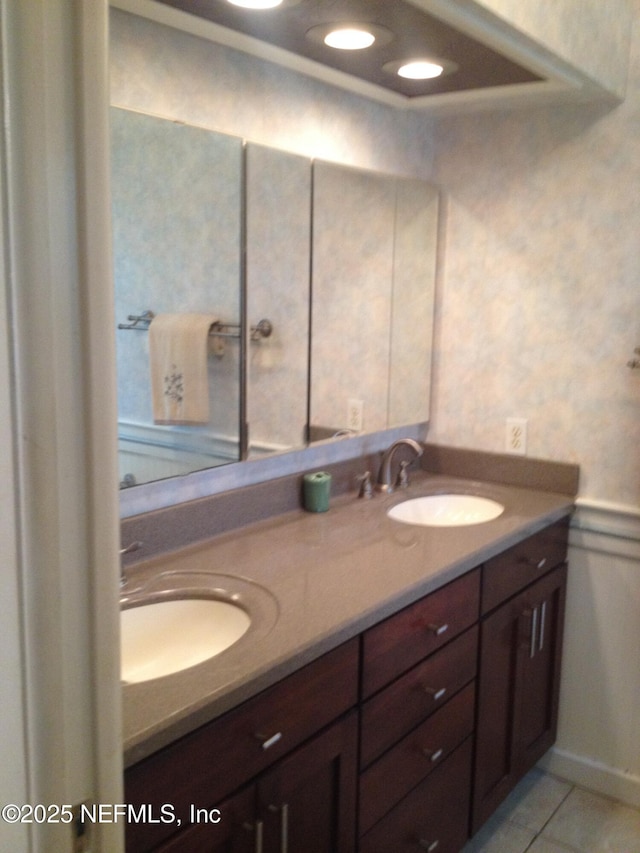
[427,622,449,636]
[255,731,283,750]
[424,686,447,701]
[418,840,439,852]
[422,747,443,762]
[521,556,547,569]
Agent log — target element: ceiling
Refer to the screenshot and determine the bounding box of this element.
[153,0,542,99]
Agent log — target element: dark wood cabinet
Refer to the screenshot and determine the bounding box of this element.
[472,525,568,833]
[360,738,473,853]
[361,569,480,698]
[359,682,475,836]
[358,571,480,849]
[125,640,359,852]
[157,787,255,853]
[360,625,478,767]
[125,518,570,853]
[156,713,358,853]
[257,712,358,853]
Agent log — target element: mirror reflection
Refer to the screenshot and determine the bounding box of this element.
[112,108,243,486]
[245,142,311,458]
[111,107,440,490]
[310,161,438,438]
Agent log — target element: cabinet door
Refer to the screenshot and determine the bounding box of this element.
[513,564,567,774]
[258,713,358,853]
[125,640,358,852]
[472,563,567,833]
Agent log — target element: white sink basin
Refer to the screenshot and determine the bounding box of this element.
[388,494,504,527]
[121,598,251,684]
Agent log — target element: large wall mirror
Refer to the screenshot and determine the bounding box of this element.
[111,106,440,490]
[310,160,438,438]
[112,108,243,486]
[245,142,311,459]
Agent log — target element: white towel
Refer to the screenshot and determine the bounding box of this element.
[149,313,218,425]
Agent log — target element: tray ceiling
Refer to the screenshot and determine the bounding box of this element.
[154,0,542,99]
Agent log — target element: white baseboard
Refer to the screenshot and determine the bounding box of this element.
[539,747,640,809]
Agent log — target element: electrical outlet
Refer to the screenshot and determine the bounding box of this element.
[347,398,364,432]
[506,418,527,455]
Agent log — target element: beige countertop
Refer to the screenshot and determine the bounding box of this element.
[122,470,574,767]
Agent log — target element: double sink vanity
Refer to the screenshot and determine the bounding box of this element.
[120,444,578,852]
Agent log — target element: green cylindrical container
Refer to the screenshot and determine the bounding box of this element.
[303,471,332,512]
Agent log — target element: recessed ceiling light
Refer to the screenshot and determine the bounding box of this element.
[398,60,443,79]
[383,57,458,81]
[306,23,393,52]
[226,0,284,9]
[324,28,375,50]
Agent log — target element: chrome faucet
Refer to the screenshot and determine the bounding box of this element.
[376,438,423,494]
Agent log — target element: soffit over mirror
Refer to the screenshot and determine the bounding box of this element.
[152,0,541,99]
[112,107,439,490]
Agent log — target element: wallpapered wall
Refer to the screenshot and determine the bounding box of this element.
[109,9,436,179]
[428,3,640,507]
[476,0,631,98]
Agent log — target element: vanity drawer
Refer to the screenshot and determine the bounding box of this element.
[360,626,478,768]
[125,638,358,852]
[362,568,480,698]
[359,681,475,835]
[359,737,473,853]
[482,519,569,614]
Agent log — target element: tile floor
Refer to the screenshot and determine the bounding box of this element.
[462,768,640,853]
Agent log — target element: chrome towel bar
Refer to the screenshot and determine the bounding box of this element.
[118,310,273,342]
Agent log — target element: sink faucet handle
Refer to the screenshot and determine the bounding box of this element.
[397,459,411,489]
[356,471,374,499]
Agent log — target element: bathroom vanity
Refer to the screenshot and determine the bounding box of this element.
[121,450,576,852]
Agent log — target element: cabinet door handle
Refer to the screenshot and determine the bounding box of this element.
[539,601,547,652]
[418,839,439,851]
[268,803,289,853]
[427,622,449,637]
[424,686,447,702]
[422,747,443,763]
[530,606,538,659]
[254,731,283,750]
[243,820,264,853]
